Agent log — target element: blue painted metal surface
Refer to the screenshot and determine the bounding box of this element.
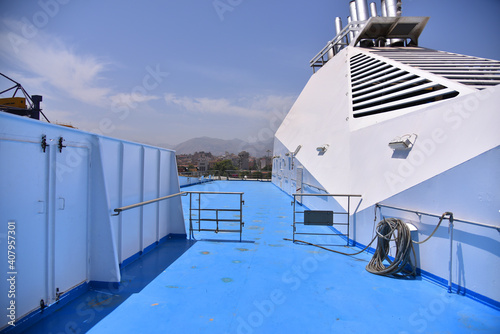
[86,181,500,333]
[8,238,195,334]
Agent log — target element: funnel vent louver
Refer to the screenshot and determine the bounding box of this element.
[370,48,500,90]
[350,53,459,118]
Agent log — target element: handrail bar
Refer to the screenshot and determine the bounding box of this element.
[184,191,244,195]
[293,193,362,197]
[301,182,328,193]
[113,192,186,215]
[113,191,245,216]
[376,203,500,231]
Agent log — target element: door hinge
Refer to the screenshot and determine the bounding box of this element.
[41,135,47,153]
[58,137,66,153]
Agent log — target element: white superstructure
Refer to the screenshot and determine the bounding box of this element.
[273,0,500,307]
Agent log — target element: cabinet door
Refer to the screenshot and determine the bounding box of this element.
[54,146,89,294]
[0,139,49,325]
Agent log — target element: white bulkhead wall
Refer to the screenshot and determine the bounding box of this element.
[348,83,500,214]
[272,45,500,305]
[0,112,186,327]
[275,47,354,197]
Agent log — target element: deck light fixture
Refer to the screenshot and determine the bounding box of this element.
[316,144,329,154]
[388,134,417,150]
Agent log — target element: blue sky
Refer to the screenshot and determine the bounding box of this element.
[1,0,499,147]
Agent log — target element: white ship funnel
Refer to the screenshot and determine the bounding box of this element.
[310,0,430,69]
[370,2,378,17]
[355,0,370,21]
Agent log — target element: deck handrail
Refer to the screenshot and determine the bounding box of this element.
[112,191,244,216]
[293,193,362,197]
[113,192,186,215]
[375,203,500,231]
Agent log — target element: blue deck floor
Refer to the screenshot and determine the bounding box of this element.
[14,238,195,334]
[86,181,500,333]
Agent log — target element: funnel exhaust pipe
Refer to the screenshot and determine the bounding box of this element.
[329,17,344,59]
[349,1,358,22]
[385,0,402,17]
[349,1,360,42]
[385,0,403,45]
[335,17,343,52]
[370,2,378,17]
[335,17,343,35]
[347,16,354,42]
[355,0,370,21]
[381,0,388,17]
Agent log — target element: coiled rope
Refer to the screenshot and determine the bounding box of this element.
[365,218,416,277]
[285,212,453,278]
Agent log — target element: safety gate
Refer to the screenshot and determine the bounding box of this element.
[188,191,245,241]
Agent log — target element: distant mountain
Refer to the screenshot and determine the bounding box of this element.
[168,136,273,157]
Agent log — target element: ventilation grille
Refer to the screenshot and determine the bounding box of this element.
[371,48,500,90]
[350,53,459,118]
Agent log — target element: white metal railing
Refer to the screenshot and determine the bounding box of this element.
[113,190,246,241]
[113,192,186,215]
[292,193,362,244]
[309,21,366,71]
[187,191,245,241]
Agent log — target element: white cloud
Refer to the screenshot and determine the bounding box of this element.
[0,17,167,124]
[0,17,297,145]
[110,93,160,109]
[164,93,296,121]
[0,18,112,106]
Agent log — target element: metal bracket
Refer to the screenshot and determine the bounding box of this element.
[58,137,66,153]
[40,299,46,311]
[41,135,47,153]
